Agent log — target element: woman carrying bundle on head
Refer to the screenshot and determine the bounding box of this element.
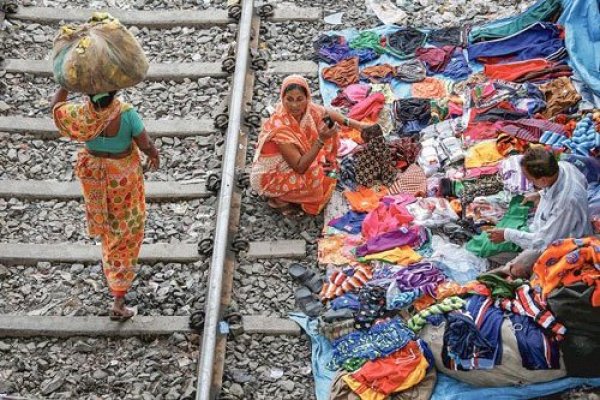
[50,87,160,320]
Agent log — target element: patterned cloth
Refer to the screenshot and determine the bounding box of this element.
[53,98,128,141]
[531,237,600,307]
[75,147,145,297]
[250,75,337,215]
[389,164,427,196]
[329,318,415,369]
[54,99,143,297]
[495,284,567,338]
[354,129,396,187]
[407,296,466,332]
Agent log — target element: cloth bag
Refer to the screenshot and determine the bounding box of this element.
[421,318,566,387]
[53,12,149,93]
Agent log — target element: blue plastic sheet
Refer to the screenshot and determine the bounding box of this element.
[432,373,600,400]
[559,0,600,100]
[289,312,336,400]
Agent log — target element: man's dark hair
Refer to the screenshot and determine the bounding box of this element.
[520,147,559,179]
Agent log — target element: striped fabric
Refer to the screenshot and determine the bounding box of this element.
[498,119,567,142]
[495,284,566,339]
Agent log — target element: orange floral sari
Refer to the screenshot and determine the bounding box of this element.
[53,99,145,297]
[250,75,338,215]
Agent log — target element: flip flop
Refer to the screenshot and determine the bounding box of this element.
[289,263,323,294]
[294,286,323,318]
[289,263,315,283]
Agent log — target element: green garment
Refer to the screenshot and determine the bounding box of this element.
[349,31,386,55]
[477,273,524,299]
[466,195,533,258]
[469,0,561,42]
[343,358,366,372]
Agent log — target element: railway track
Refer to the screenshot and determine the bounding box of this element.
[0,1,321,398]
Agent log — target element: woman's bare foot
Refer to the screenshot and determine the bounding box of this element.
[110,297,135,321]
[268,198,290,209]
[280,205,304,218]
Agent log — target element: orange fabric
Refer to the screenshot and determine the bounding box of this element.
[360,64,396,83]
[318,234,357,265]
[484,59,553,81]
[344,341,428,399]
[531,237,600,306]
[344,186,389,213]
[250,75,338,215]
[76,147,145,297]
[411,77,447,99]
[323,57,360,87]
[339,117,378,144]
[53,99,127,141]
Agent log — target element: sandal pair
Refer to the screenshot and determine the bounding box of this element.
[289,263,324,293]
[290,263,325,318]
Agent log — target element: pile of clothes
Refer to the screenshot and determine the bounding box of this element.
[300,1,600,399]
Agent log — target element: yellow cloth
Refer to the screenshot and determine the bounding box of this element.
[359,246,422,265]
[343,356,429,400]
[464,140,504,169]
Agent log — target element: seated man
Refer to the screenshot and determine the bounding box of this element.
[489,147,593,278]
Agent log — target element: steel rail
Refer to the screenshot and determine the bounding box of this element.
[195,0,254,398]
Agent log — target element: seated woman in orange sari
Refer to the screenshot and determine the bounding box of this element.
[251,75,370,216]
[50,87,160,320]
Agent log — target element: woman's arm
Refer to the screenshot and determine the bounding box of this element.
[326,108,371,131]
[277,123,338,174]
[133,129,160,170]
[49,87,69,113]
[277,140,324,175]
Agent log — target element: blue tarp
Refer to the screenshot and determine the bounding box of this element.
[289,313,336,400]
[432,373,600,399]
[559,0,600,101]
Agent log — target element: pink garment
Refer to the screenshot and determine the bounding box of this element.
[338,138,359,157]
[448,102,463,117]
[361,194,415,240]
[465,165,500,179]
[348,93,386,121]
[344,84,372,102]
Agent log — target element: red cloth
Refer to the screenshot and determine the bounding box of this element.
[416,46,455,73]
[484,59,554,81]
[348,93,385,121]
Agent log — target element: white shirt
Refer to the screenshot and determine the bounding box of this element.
[504,162,593,251]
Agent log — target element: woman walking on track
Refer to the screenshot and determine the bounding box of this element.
[50,87,159,320]
[251,75,370,216]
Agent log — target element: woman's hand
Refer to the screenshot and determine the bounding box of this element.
[318,124,338,141]
[147,153,160,170]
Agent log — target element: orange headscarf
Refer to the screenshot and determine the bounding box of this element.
[254,75,326,160]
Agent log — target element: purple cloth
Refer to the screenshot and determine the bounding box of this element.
[394,262,447,297]
[356,226,424,257]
